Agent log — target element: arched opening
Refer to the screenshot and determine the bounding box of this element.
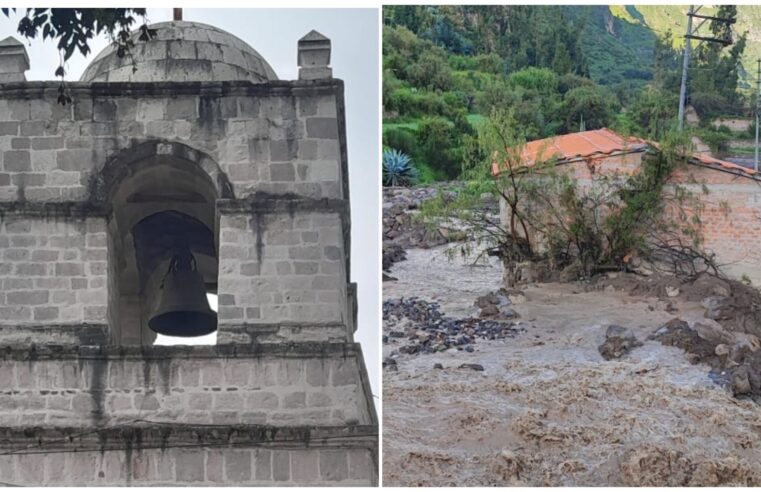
[103,142,230,346]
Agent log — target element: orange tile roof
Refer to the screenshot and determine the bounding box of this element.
[522,128,648,165]
[691,152,758,176]
[492,128,759,178]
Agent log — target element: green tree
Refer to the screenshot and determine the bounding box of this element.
[689,5,746,116]
[626,88,678,139]
[562,85,615,132]
[508,67,558,94]
[551,39,574,75]
[405,51,453,91]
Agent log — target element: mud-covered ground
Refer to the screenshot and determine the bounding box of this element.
[383,246,761,486]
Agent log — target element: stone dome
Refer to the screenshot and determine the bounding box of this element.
[80,21,278,83]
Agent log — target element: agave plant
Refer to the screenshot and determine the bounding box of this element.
[382,149,418,187]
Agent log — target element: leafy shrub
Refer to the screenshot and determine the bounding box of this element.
[689,91,730,121]
[449,53,504,74]
[441,91,470,112]
[508,67,558,95]
[383,127,418,157]
[417,117,461,178]
[557,73,594,95]
[625,88,677,139]
[423,15,473,55]
[694,128,730,156]
[383,149,419,187]
[386,88,448,118]
[562,84,616,133]
[405,51,453,91]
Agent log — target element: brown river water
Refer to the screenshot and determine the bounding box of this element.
[383,246,761,486]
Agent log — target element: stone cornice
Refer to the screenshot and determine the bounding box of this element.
[0,193,349,218]
[0,79,344,99]
[0,340,364,361]
[0,423,377,451]
[217,194,348,215]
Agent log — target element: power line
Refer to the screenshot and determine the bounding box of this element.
[677,5,695,130]
[678,5,737,130]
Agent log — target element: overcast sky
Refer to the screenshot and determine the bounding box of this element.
[0,8,380,393]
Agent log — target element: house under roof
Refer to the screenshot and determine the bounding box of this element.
[492,128,759,180]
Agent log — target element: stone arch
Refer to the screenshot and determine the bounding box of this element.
[100,140,229,345]
[89,140,234,209]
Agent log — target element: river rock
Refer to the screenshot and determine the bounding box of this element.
[599,324,643,360]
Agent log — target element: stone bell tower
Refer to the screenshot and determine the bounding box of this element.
[0,21,376,485]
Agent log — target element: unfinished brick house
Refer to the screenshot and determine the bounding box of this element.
[0,20,376,485]
[496,128,761,283]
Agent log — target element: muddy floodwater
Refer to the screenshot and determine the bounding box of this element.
[383,246,761,486]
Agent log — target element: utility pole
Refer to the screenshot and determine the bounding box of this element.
[677,6,736,131]
[753,59,761,171]
[677,6,694,131]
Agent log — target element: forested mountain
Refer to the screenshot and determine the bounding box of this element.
[383,5,754,181]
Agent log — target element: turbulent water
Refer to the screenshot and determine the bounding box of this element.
[383,246,761,486]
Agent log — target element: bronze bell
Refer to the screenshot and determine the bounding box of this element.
[148,249,217,337]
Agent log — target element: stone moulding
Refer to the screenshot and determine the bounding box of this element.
[0,422,378,452]
[217,195,348,214]
[0,340,366,361]
[0,323,108,345]
[0,78,345,99]
[0,194,348,218]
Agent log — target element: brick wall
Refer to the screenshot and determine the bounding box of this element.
[501,154,761,283]
[669,165,761,282]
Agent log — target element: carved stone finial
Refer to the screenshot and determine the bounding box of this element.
[298,30,331,80]
[0,37,29,83]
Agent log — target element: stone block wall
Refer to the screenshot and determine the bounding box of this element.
[0,216,108,343]
[216,209,349,343]
[0,85,344,202]
[0,345,374,428]
[0,345,378,485]
[0,81,351,339]
[0,431,376,486]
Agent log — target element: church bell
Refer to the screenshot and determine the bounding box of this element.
[148,249,217,337]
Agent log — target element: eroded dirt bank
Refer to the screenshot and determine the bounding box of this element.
[383,246,761,486]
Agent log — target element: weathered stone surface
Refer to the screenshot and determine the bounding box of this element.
[319,450,348,482]
[306,117,339,139]
[175,451,205,482]
[225,451,252,482]
[272,451,290,482]
[0,18,376,486]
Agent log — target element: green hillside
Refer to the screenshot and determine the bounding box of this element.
[382,5,753,182]
[610,5,761,89]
